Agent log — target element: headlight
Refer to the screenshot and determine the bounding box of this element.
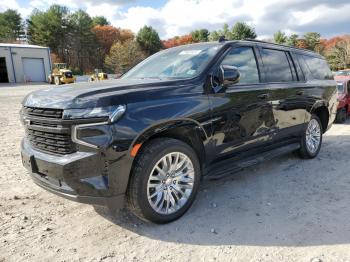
[63,105,126,123]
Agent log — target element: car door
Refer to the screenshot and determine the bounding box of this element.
[257,46,308,143]
[208,44,276,163]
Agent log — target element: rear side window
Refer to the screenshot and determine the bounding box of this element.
[220,47,259,84]
[298,55,333,80]
[260,48,294,82]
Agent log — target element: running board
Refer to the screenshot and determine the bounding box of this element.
[205,143,300,180]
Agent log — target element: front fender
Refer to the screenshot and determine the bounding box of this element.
[107,94,212,195]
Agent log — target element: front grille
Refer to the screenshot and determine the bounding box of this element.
[27,129,75,154]
[23,107,63,119]
[23,107,75,155]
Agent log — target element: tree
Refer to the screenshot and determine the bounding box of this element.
[274,30,287,44]
[162,34,193,48]
[209,22,257,41]
[287,34,298,46]
[304,32,321,51]
[136,26,162,55]
[92,16,109,27]
[295,39,308,49]
[67,10,97,72]
[92,25,120,54]
[104,40,146,74]
[119,29,134,42]
[231,22,256,40]
[191,29,209,42]
[0,9,23,42]
[27,5,69,54]
[209,23,232,41]
[326,40,350,70]
[208,30,220,41]
[162,36,179,49]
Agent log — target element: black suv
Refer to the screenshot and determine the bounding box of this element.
[21,40,337,223]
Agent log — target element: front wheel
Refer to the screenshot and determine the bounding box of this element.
[298,115,323,159]
[54,76,61,85]
[127,138,201,223]
[48,75,54,84]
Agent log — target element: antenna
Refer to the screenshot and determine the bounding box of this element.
[218,36,226,43]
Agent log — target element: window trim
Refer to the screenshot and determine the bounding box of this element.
[285,51,298,81]
[290,52,306,82]
[214,44,262,88]
[258,47,297,84]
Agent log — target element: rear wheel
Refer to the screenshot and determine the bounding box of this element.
[54,76,61,85]
[127,138,201,223]
[336,107,347,123]
[299,115,322,159]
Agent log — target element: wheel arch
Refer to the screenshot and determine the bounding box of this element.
[130,119,208,165]
[311,103,329,133]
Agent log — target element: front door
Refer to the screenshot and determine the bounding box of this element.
[0,57,9,83]
[208,45,275,163]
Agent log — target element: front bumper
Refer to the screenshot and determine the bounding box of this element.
[21,138,124,208]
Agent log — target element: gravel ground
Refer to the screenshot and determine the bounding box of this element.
[1,84,350,262]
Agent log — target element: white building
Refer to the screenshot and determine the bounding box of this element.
[0,43,51,83]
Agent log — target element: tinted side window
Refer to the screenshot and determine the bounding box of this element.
[261,48,294,82]
[298,55,333,80]
[221,47,259,84]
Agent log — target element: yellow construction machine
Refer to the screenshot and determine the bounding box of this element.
[89,69,108,82]
[48,63,76,85]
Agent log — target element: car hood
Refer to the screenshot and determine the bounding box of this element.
[23,78,188,109]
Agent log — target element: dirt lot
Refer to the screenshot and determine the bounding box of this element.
[1,84,350,262]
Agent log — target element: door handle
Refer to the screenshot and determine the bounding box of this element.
[296,90,304,95]
[257,93,269,99]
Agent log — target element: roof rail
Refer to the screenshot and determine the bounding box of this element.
[244,38,293,48]
[243,38,317,54]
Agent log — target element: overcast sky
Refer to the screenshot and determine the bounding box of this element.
[2,0,350,39]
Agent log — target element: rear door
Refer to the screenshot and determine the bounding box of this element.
[208,44,276,162]
[257,46,307,143]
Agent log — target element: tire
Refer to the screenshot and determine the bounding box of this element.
[336,108,347,123]
[299,114,323,159]
[54,76,61,85]
[48,75,53,84]
[127,138,201,224]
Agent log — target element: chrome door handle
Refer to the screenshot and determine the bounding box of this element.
[257,93,269,99]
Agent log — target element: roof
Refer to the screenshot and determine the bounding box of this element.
[177,39,324,59]
[0,43,49,49]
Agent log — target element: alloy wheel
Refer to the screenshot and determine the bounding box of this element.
[305,119,321,154]
[147,152,195,215]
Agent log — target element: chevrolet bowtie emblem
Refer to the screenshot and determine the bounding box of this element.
[24,119,31,126]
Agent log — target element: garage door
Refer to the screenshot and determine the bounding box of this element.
[22,58,45,82]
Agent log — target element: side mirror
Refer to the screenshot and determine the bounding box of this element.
[219,65,240,87]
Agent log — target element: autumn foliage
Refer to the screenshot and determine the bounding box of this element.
[162,34,193,49]
[321,35,350,54]
[92,25,134,54]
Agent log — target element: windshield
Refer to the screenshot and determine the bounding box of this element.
[336,70,350,76]
[337,82,345,93]
[122,44,222,80]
